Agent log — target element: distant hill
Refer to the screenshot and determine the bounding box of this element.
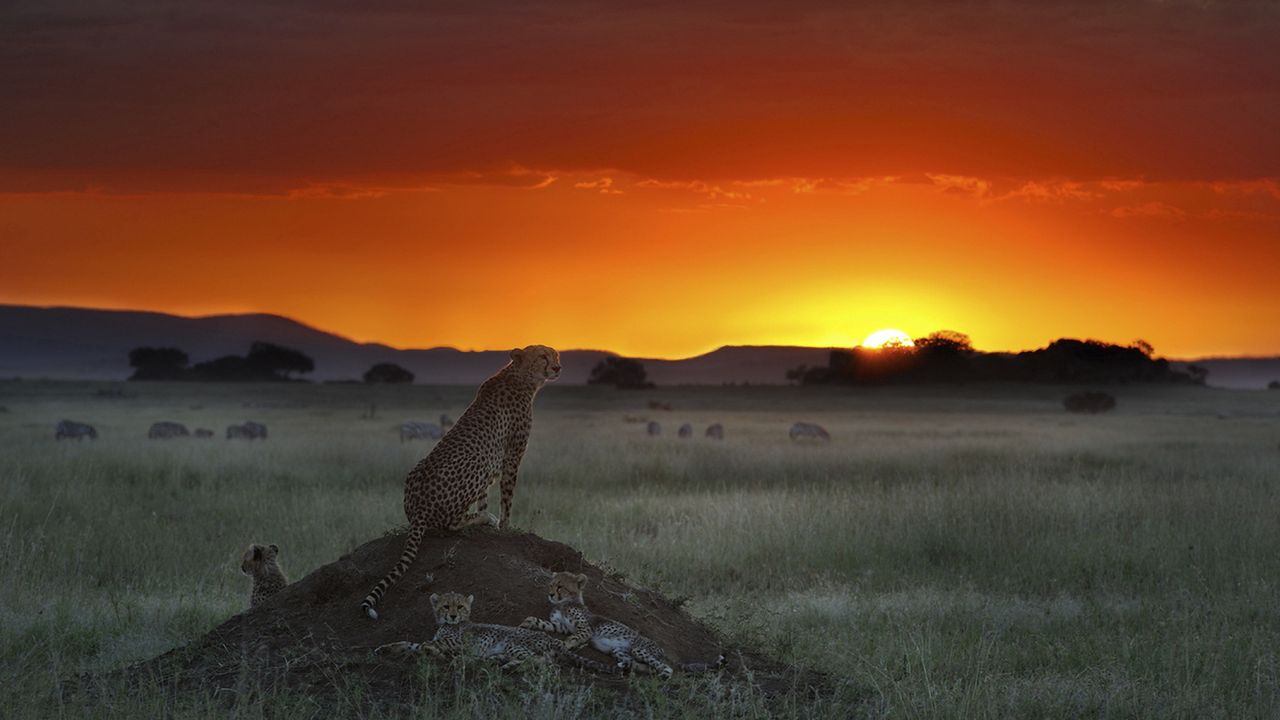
[0,305,831,385]
[0,304,1273,388]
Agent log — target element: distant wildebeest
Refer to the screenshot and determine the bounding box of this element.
[678,423,693,438]
[148,421,190,439]
[647,421,662,436]
[227,422,268,440]
[647,400,673,411]
[789,422,831,443]
[1063,392,1116,414]
[440,413,454,431]
[400,421,443,442]
[55,419,98,441]
[705,423,724,440]
[193,428,215,438]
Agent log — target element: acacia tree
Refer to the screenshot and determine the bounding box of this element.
[364,362,415,384]
[247,342,314,380]
[588,357,654,389]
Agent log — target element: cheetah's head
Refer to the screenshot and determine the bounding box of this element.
[430,592,473,624]
[546,571,588,605]
[509,345,561,383]
[240,543,279,575]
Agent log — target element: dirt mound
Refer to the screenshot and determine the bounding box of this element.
[122,528,805,709]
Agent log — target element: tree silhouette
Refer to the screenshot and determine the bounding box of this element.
[247,342,314,379]
[1185,364,1209,386]
[913,330,973,354]
[588,357,654,389]
[364,362,415,384]
[128,346,189,380]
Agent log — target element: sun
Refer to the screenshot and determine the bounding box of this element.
[861,328,914,349]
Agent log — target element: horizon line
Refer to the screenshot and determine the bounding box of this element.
[1,301,1275,363]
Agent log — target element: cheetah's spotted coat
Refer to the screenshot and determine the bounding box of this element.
[361,345,560,620]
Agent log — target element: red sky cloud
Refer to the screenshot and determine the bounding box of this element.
[1,1,1278,357]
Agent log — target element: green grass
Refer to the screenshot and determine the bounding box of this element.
[1,380,1279,717]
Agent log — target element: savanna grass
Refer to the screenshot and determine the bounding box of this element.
[1,380,1278,717]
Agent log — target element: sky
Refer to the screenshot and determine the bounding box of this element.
[1,0,1277,358]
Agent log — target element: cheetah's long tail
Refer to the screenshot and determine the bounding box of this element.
[361,523,427,620]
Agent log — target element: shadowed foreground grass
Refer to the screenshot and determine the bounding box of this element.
[1,381,1278,717]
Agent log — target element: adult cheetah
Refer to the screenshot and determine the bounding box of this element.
[361,345,561,620]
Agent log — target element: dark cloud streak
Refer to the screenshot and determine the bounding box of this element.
[2,0,1277,192]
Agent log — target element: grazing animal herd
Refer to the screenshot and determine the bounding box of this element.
[54,419,270,441]
[640,419,830,443]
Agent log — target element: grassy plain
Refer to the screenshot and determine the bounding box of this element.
[1,380,1278,718]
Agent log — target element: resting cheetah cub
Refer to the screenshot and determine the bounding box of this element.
[375,592,613,673]
[240,543,287,608]
[521,572,724,679]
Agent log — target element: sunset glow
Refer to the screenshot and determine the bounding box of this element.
[1,2,1278,359]
[861,330,915,350]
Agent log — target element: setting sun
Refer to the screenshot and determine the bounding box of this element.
[860,329,915,349]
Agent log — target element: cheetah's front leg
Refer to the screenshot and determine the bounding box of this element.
[499,433,530,529]
[520,617,558,633]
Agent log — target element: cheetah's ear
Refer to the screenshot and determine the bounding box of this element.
[465,594,474,608]
[509,347,525,361]
[575,573,588,587]
[430,593,440,609]
[267,544,279,555]
[252,545,263,562]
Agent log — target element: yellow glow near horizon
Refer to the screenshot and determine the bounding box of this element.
[861,328,915,349]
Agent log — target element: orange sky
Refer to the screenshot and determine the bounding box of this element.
[1,1,1278,358]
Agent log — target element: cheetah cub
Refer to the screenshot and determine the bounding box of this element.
[240,543,288,609]
[521,572,725,679]
[375,591,613,673]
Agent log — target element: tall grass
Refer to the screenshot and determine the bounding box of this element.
[1,380,1278,717]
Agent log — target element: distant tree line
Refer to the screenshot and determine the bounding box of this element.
[129,342,315,382]
[129,344,423,384]
[789,332,1207,386]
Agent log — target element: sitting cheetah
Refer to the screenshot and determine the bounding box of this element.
[240,543,288,608]
[362,345,561,620]
[521,572,724,679]
[375,591,613,673]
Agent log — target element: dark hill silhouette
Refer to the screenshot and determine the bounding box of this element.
[0,304,1273,387]
[0,304,831,384]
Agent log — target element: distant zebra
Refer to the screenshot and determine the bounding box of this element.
[789,422,831,444]
[55,419,98,441]
[705,423,724,440]
[227,422,268,440]
[677,423,693,438]
[647,421,662,437]
[440,413,454,431]
[148,421,190,439]
[400,421,443,442]
[193,428,215,438]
